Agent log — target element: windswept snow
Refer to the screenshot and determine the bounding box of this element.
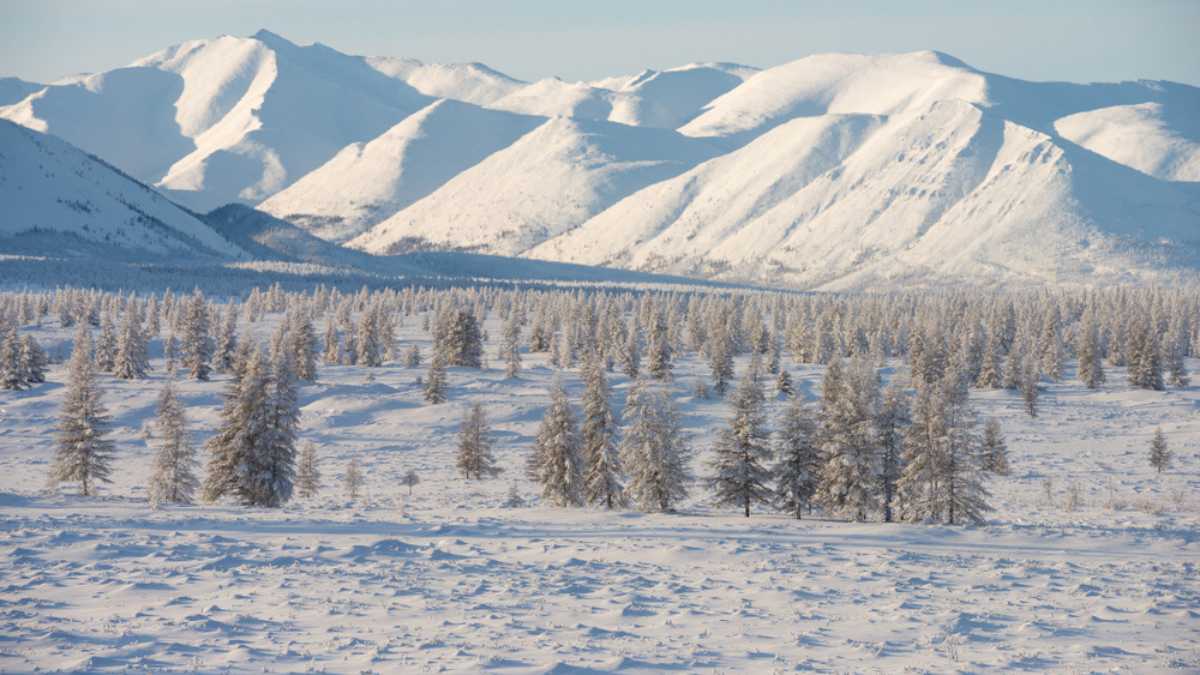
[367,57,526,106]
[0,312,1196,672]
[1056,101,1200,181]
[0,120,244,259]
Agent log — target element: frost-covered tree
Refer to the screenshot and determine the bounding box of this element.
[94,310,117,372]
[437,308,483,368]
[147,382,198,506]
[1021,361,1040,418]
[772,396,821,519]
[1164,315,1191,388]
[245,348,300,507]
[51,325,114,496]
[457,403,502,480]
[620,379,690,512]
[897,371,991,525]
[975,332,1004,389]
[531,380,583,506]
[203,346,275,505]
[181,290,212,381]
[816,356,880,521]
[708,325,735,397]
[775,369,794,398]
[0,326,26,390]
[580,352,625,509]
[296,441,321,499]
[646,312,672,380]
[708,367,773,517]
[1077,313,1106,389]
[345,457,365,501]
[502,310,522,379]
[164,333,178,375]
[19,334,47,385]
[620,318,640,379]
[1127,319,1164,391]
[981,419,1009,475]
[1149,428,1171,474]
[424,354,448,404]
[876,384,910,523]
[112,308,149,380]
[322,318,340,365]
[287,310,318,381]
[214,303,239,373]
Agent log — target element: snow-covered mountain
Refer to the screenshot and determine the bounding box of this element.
[348,117,722,256]
[3,32,1198,288]
[258,99,543,243]
[0,120,245,260]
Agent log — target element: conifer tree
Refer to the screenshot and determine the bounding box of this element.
[0,325,25,390]
[975,332,1004,389]
[424,354,448,404]
[181,290,212,381]
[876,384,910,523]
[708,327,735,397]
[214,304,239,373]
[1164,316,1191,388]
[647,313,672,380]
[581,352,625,508]
[1021,361,1040,418]
[502,310,522,379]
[776,368,794,398]
[51,325,114,496]
[816,356,880,521]
[438,308,483,368]
[620,318,640,379]
[1078,314,1106,389]
[203,346,273,505]
[403,344,421,368]
[532,380,583,506]
[147,382,198,506]
[322,318,340,365]
[19,334,47,385]
[345,458,365,500]
[1148,428,1170,474]
[709,367,773,517]
[620,379,690,512]
[296,441,321,499]
[981,419,1009,475]
[1128,319,1164,391]
[457,403,502,480]
[288,310,318,381]
[401,468,420,496]
[772,396,821,519]
[164,333,178,375]
[112,308,149,380]
[94,310,117,372]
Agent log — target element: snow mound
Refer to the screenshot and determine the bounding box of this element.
[367,57,525,105]
[1055,100,1200,181]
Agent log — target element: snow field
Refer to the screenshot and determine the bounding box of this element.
[1,311,1197,672]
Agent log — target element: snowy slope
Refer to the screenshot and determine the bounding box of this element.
[1055,100,1200,181]
[0,77,43,106]
[348,117,722,256]
[0,120,245,259]
[535,99,1200,288]
[366,56,525,105]
[258,99,543,243]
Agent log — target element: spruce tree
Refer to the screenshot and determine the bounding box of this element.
[203,346,273,505]
[288,310,318,381]
[296,441,321,499]
[776,369,794,398]
[532,380,583,506]
[51,325,115,496]
[772,396,821,519]
[1021,361,1040,418]
[147,382,198,505]
[647,313,672,380]
[94,310,117,372]
[581,352,625,508]
[19,334,47,385]
[214,304,239,373]
[1078,315,1106,389]
[1149,428,1171,474]
[457,403,502,480]
[502,310,522,379]
[708,367,773,517]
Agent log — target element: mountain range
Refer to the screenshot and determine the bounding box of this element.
[2,30,1197,289]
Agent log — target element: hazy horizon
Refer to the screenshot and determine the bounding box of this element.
[2,0,1198,86]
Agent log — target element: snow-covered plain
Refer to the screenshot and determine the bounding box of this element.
[1,312,1197,672]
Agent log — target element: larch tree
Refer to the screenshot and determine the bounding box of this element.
[772,396,821,519]
[51,324,115,496]
[147,382,198,506]
[457,402,502,480]
[424,354,448,404]
[620,379,691,512]
[0,325,26,390]
[876,384,910,523]
[296,441,321,499]
[181,290,212,381]
[815,356,881,522]
[112,308,149,380]
[345,458,365,501]
[1149,428,1171,474]
[708,366,773,517]
[580,351,625,509]
[981,418,1009,475]
[532,379,583,507]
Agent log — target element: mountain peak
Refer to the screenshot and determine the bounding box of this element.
[251,28,295,49]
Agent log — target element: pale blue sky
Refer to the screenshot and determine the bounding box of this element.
[2,0,1197,85]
